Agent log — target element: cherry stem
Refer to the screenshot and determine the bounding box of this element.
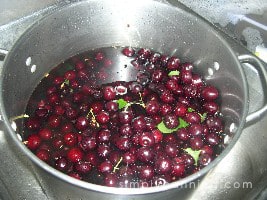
[60,79,69,89]
[113,157,123,173]
[123,93,145,111]
[10,114,29,121]
[87,108,99,127]
[138,92,146,108]
[123,102,132,111]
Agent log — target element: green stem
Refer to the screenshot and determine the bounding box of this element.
[10,114,29,121]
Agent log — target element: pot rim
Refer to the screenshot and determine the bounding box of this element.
[0,0,249,195]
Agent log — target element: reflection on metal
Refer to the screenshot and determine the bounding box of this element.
[0,0,266,199]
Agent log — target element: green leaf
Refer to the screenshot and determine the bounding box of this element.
[58,63,73,76]
[168,70,180,76]
[187,107,195,112]
[157,118,189,134]
[184,148,201,166]
[64,63,74,71]
[64,79,70,86]
[178,118,189,128]
[157,121,178,133]
[116,99,128,109]
[199,112,207,123]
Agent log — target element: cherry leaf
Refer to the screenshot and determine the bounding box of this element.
[116,99,128,109]
[168,70,180,76]
[157,118,189,134]
[157,121,178,133]
[64,79,70,86]
[188,107,195,112]
[184,148,201,166]
[199,112,207,123]
[65,63,74,71]
[178,118,189,128]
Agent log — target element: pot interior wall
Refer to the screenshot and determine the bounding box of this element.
[2,0,246,164]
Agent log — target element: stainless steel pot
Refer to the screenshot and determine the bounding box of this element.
[0,0,267,199]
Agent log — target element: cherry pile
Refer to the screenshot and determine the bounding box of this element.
[23,47,224,188]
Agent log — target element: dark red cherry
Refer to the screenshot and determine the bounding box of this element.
[184,112,201,124]
[38,128,53,141]
[122,47,135,57]
[96,111,110,124]
[203,102,219,115]
[176,128,190,141]
[138,165,154,180]
[188,124,203,137]
[75,161,92,174]
[64,70,76,81]
[103,86,116,101]
[48,115,61,128]
[122,152,137,165]
[64,132,78,147]
[160,104,172,116]
[98,160,113,174]
[167,56,180,70]
[75,116,89,131]
[172,163,185,177]
[26,118,41,130]
[206,133,220,145]
[163,114,179,129]
[104,173,118,187]
[115,136,131,151]
[201,86,219,101]
[151,129,163,143]
[27,134,41,150]
[95,52,105,61]
[139,132,155,147]
[137,147,154,163]
[67,147,83,163]
[132,116,147,131]
[190,137,204,150]
[75,61,85,71]
[119,111,133,124]
[155,157,173,175]
[206,117,223,132]
[80,135,97,151]
[174,103,187,117]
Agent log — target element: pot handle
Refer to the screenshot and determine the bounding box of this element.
[238,54,267,126]
[0,49,8,130]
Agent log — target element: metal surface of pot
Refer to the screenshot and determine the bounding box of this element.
[0,0,267,199]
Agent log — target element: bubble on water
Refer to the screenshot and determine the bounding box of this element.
[11,121,17,131]
[214,62,220,70]
[229,123,237,133]
[31,65,37,73]
[208,67,214,76]
[224,135,230,144]
[26,57,31,66]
